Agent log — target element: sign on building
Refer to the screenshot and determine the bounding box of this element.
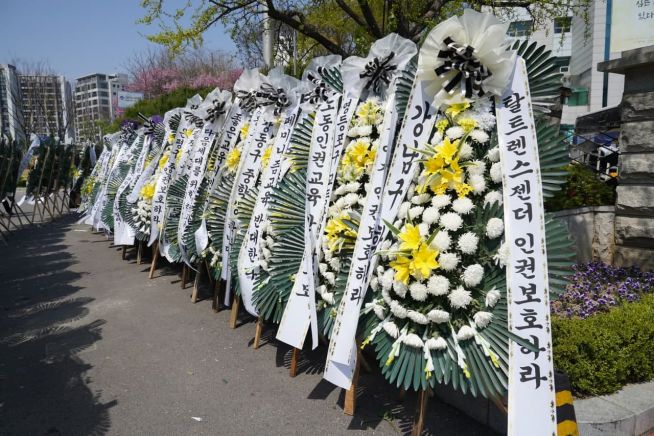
[611,0,654,52]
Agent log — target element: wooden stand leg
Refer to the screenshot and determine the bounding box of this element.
[122,245,127,260]
[191,265,201,303]
[289,347,300,378]
[411,389,430,436]
[398,387,406,401]
[211,280,221,312]
[137,241,143,265]
[229,296,240,329]
[343,351,361,416]
[181,264,189,289]
[253,317,264,349]
[148,242,159,279]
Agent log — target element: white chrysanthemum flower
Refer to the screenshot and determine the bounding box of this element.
[409,206,424,220]
[329,257,340,271]
[319,262,328,275]
[426,336,448,350]
[346,182,361,193]
[448,286,472,309]
[431,231,451,251]
[439,252,459,271]
[456,325,476,341]
[417,223,429,237]
[462,264,484,287]
[493,242,509,267]
[486,217,504,239]
[484,191,503,206]
[407,310,429,325]
[393,280,408,298]
[358,125,372,137]
[409,282,428,301]
[490,162,503,183]
[380,268,394,291]
[487,147,500,162]
[344,192,359,207]
[323,271,335,285]
[407,183,416,198]
[457,232,479,254]
[432,194,451,209]
[452,197,474,215]
[431,131,444,144]
[427,309,450,323]
[403,333,425,348]
[380,239,391,251]
[439,212,462,231]
[324,249,333,262]
[466,160,486,177]
[427,275,450,296]
[372,303,386,320]
[474,311,493,329]
[470,129,489,143]
[485,288,501,307]
[398,201,411,218]
[422,207,440,225]
[411,193,431,205]
[390,300,408,318]
[469,174,487,194]
[347,126,360,137]
[445,126,464,139]
[370,277,379,291]
[459,142,473,160]
[383,321,400,338]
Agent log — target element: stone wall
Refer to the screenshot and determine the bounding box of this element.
[599,46,654,272]
[552,206,615,264]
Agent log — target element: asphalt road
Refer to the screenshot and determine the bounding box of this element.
[0,215,498,435]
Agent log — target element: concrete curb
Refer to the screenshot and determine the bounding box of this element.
[575,381,654,436]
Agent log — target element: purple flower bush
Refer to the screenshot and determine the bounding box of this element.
[551,262,654,319]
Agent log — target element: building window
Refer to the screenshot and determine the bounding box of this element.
[554,17,572,34]
[508,20,533,38]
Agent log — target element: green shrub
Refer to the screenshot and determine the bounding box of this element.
[552,293,654,397]
[545,164,615,212]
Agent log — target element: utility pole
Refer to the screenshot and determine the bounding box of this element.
[261,2,274,69]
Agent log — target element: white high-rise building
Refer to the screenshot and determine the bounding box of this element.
[19,74,75,141]
[74,72,128,143]
[0,64,24,142]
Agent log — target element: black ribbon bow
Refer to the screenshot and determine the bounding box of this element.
[183,111,204,128]
[360,51,397,94]
[235,90,258,113]
[256,83,291,116]
[435,36,492,98]
[205,99,227,123]
[300,72,330,105]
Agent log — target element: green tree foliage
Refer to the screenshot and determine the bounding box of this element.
[98,86,214,134]
[553,293,654,396]
[545,164,616,212]
[138,0,591,65]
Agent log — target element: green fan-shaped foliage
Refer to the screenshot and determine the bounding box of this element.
[511,39,563,112]
[100,163,130,230]
[229,185,260,296]
[163,174,188,262]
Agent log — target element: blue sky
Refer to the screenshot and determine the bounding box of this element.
[0,0,237,81]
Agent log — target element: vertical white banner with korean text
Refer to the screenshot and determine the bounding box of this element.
[496,57,556,436]
[324,79,436,388]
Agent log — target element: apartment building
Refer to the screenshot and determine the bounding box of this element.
[19,74,74,141]
[74,72,128,143]
[0,64,24,142]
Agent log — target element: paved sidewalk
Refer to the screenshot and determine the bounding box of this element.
[0,215,497,436]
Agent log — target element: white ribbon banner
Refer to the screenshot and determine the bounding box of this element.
[496,57,556,436]
[237,104,301,316]
[324,78,436,388]
[276,94,355,350]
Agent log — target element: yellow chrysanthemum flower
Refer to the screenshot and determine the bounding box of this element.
[239,123,250,140]
[457,117,477,132]
[175,149,183,164]
[226,148,241,173]
[348,141,373,169]
[398,224,422,251]
[435,118,449,134]
[184,128,194,138]
[445,102,470,118]
[261,146,273,169]
[411,243,439,278]
[158,153,169,170]
[389,255,413,284]
[167,132,175,144]
[140,182,156,201]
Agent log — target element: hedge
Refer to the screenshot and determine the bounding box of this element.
[552,293,654,397]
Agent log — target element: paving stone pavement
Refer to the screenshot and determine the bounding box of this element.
[0,214,498,436]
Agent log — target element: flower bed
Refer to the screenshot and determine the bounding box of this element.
[552,262,654,396]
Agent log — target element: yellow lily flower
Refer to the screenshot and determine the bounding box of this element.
[445,102,470,118]
[389,255,413,285]
[398,224,422,251]
[226,148,241,172]
[261,146,273,169]
[457,117,477,132]
[434,137,459,165]
[411,243,439,278]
